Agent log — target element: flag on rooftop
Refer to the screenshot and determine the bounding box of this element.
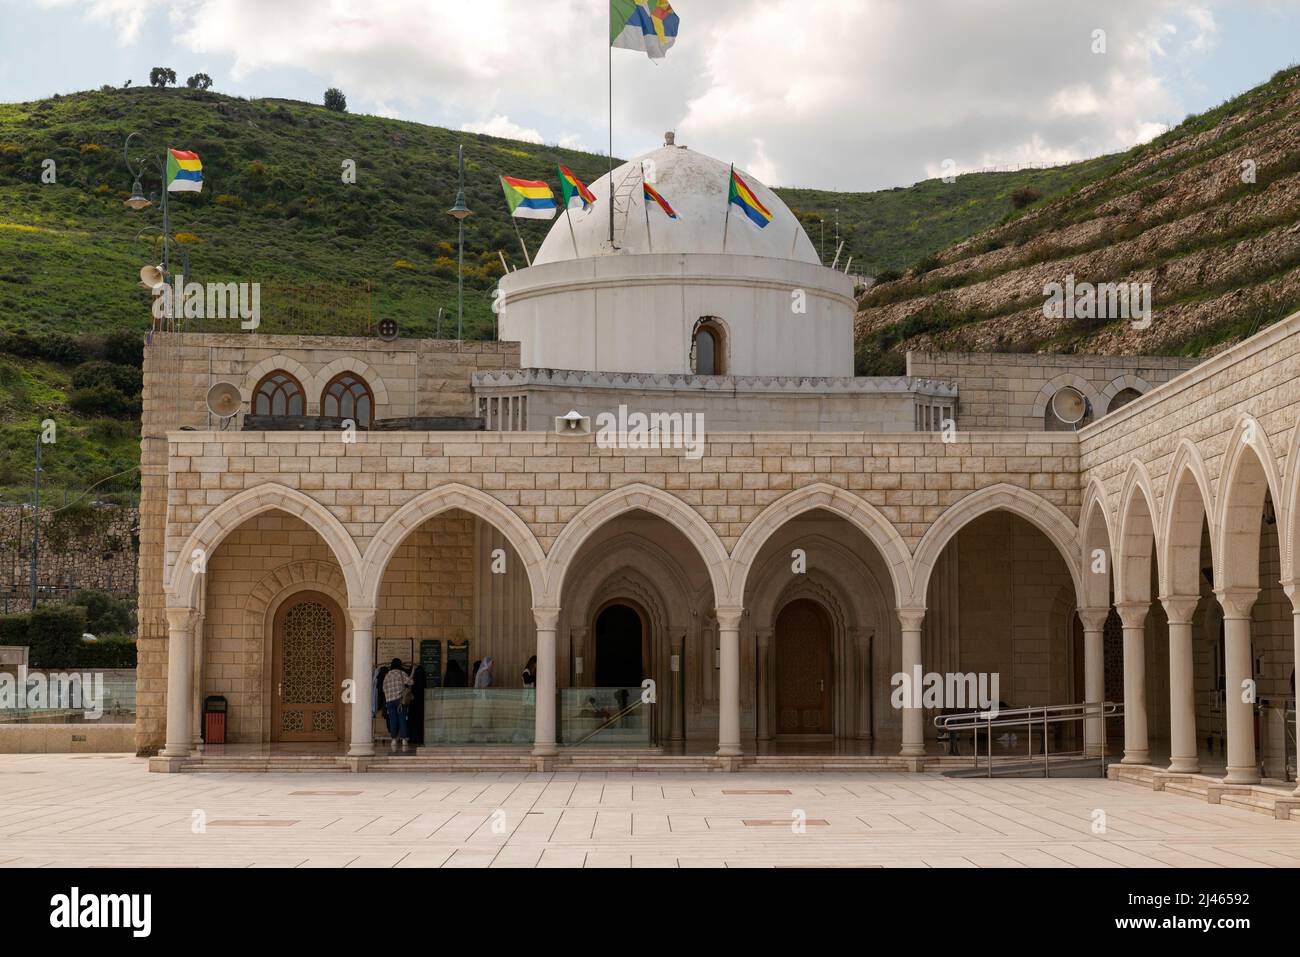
[611,0,680,59]
[500,176,558,220]
[557,165,597,212]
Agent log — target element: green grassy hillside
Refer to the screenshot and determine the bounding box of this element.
[0,84,1096,498]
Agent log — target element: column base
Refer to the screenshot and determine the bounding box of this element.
[715,745,742,758]
[1121,751,1151,765]
[532,744,558,758]
[160,743,192,758]
[899,744,925,757]
[1223,766,1261,785]
[347,744,375,758]
[1167,757,1200,774]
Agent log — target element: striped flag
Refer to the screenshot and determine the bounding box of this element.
[643,181,678,220]
[166,148,202,193]
[611,0,680,59]
[728,168,773,229]
[500,176,558,221]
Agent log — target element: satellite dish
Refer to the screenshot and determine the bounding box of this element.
[139,264,166,290]
[1051,387,1088,425]
[206,381,242,419]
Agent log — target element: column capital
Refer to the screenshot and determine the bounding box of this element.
[1282,580,1300,612]
[715,606,744,630]
[1076,606,1111,632]
[347,607,378,631]
[165,607,198,633]
[896,606,926,631]
[1158,595,1199,625]
[1113,601,1149,629]
[1215,588,1258,620]
[532,607,561,631]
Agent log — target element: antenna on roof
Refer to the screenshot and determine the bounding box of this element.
[830,241,845,270]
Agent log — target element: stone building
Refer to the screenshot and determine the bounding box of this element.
[137,142,1298,799]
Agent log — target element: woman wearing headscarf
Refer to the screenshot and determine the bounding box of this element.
[474,656,495,688]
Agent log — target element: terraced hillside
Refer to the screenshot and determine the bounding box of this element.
[855,65,1300,375]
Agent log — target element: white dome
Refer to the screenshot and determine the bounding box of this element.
[534,144,821,266]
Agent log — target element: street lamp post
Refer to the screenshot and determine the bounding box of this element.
[447,144,474,342]
[123,131,170,275]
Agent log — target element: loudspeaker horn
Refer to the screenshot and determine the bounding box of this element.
[554,410,591,436]
[206,381,243,419]
[139,264,166,290]
[1051,386,1088,425]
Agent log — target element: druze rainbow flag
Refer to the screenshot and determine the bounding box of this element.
[643,181,678,220]
[557,165,597,212]
[728,168,772,229]
[611,0,680,59]
[500,176,558,220]
[166,148,203,193]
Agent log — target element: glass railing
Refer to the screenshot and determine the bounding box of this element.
[423,689,535,746]
[559,688,653,747]
[0,669,136,724]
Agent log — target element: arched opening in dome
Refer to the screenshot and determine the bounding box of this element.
[691,318,727,376]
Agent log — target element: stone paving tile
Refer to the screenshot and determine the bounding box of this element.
[1,754,1298,868]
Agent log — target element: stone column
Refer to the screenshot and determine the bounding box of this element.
[190,607,206,751]
[1076,607,1110,758]
[533,608,560,757]
[898,607,926,757]
[1216,588,1261,785]
[570,625,588,686]
[755,628,773,742]
[1115,601,1150,765]
[347,607,377,757]
[851,627,873,741]
[161,608,196,758]
[716,607,744,757]
[1161,595,1200,773]
[670,631,685,744]
[1286,583,1300,797]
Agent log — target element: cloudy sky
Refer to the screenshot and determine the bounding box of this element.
[3,0,1299,191]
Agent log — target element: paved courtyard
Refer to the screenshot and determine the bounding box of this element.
[0,754,1297,868]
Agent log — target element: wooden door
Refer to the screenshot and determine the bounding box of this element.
[775,599,832,734]
[272,592,344,742]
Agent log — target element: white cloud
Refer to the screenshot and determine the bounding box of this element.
[461,115,545,144]
[36,0,169,45]
[30,0,1291,190]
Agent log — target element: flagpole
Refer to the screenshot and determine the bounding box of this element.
[566,203,581,258]
[641,162,653,253]
[722,164,734,252]
[512,218,532,267]
[608,25,615,248]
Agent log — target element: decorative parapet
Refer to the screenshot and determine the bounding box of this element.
[472,367,959,398]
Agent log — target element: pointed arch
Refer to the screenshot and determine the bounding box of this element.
[1215,414,1284,592]
[911,484,1082,607]
[729,483,913,608]
[243,355,316,412]
[543,484,731,608]
[1116,460,1161,604]
[165,484,364,610]
[361,483,547,606]
[1160,439,1215,598]
[1282,419,1300,584]
[1080,477,1116,608]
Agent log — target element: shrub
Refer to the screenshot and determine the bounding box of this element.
[79,143,103,154]
[214,193,244,208]
[101,330,144,368]
[70,590,135,636]
[0,613,28,647]
[71,360,141,395]
[27,604,85,667]
[393,259,418,270]
[1010,186,1043,209]
[0,330,86,365]
[324,88,347,112]
[76,635,137,668]
[873,268,902,284]
[173,232,202,244]
[69,384,141,419]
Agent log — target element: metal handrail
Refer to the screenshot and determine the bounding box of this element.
[572,697,653,748]
[934,701,1122,778]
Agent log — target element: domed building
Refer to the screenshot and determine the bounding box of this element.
[484,136,957,432]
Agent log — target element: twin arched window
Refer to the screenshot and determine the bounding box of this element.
[252,370,374,427]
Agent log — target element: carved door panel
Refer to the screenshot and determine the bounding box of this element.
[775,599,832,734]
[272,592,343,743]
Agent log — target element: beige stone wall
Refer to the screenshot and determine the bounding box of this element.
[136,333,516,753]
[908,351,1201,431]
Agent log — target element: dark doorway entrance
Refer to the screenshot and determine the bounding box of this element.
[775,599,833,734]
[595,604,644,688]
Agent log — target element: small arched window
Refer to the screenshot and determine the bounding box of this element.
[692,319,726,376]
[1107,388,1143,415]
[321,372,373,427]
[252,371,305,417]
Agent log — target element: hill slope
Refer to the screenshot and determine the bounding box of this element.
[855,65,1300,375]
